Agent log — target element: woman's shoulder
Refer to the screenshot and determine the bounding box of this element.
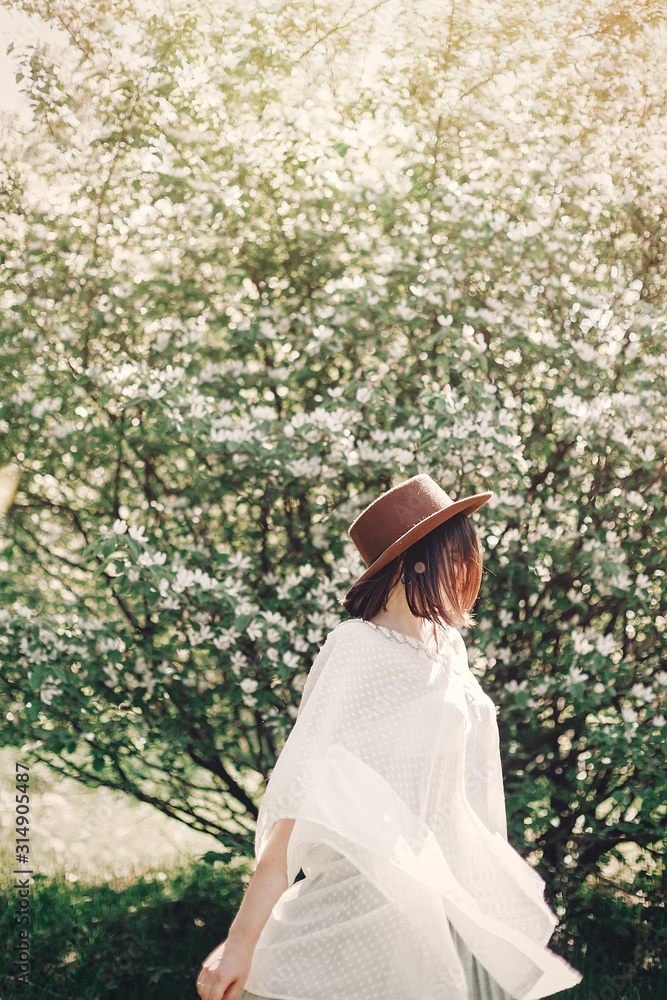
[329,616,368,634]
[322,616,400,653]
[298,619,380,707]
[324,616,373,645]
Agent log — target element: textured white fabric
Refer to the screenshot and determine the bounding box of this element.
[243,618,582,1000]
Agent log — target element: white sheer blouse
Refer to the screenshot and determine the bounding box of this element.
[243,618,582,1000]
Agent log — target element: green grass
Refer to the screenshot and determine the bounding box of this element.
[0,857,249,1000]
[546,877,666,1000]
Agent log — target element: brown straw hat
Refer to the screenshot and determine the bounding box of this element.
[345,474,494,594]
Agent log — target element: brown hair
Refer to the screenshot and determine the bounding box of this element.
[341,511,484,629]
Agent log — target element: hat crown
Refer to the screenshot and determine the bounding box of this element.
[349,474,455,569]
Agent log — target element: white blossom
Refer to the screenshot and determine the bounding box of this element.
[503,679,528,694]
[214,628,241,651]
[572,631,594,656]
[310,523,328,548]
[395,446,416,466]
[246,621,264,641]
[356,442,384,462]
[172,566,219,593]
[227,552,252,572]
[611,568,632,590]
[223,577,246,599]
[283,651,301,671]
[190,625,213,645]
[39,676,63,705]
[102,664,119,685]
[630,683,654,703]
[97,636,126,652]
[112,519,128,535]
[229,650,247,677]
[567,666,589,685]
[236,599,259,617]
[595,633,617,657]
[160,595,181,611]
[134,656,157,696]
[261,611,286,626]
[287,456,322,478]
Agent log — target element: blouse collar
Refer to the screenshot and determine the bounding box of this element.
[359,619,454,658]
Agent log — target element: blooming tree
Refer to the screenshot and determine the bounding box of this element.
[0,0,665,911]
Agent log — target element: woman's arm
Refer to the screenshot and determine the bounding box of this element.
[226,816,295,950]
[196,817,295,1000]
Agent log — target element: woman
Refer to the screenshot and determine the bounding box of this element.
[196,474,582,1000]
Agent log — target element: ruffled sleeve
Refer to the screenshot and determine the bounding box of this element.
[252,620,582,1000]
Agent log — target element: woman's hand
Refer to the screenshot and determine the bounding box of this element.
[196,936,252,1000]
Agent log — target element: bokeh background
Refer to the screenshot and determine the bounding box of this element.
[1,0,665,997]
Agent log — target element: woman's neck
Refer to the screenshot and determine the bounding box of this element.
[368,581,438,647]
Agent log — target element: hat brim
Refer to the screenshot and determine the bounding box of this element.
[343,490,494,599]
